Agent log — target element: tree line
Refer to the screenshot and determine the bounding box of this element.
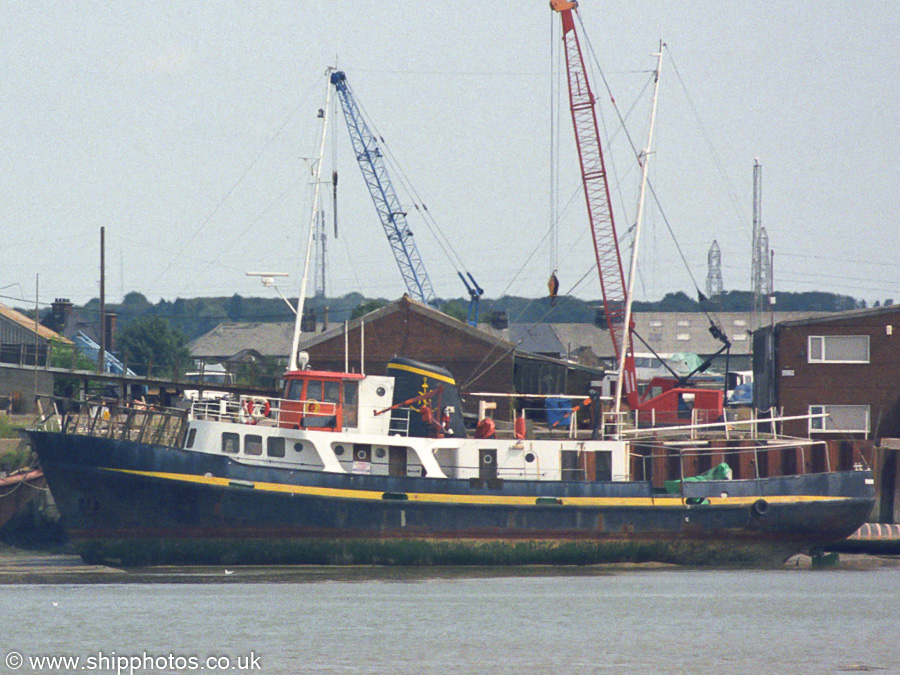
[22,288,872,380]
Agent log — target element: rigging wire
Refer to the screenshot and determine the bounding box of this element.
[665,44,750,234]
[152,73,328,287]
[344,80,470,280]
[576,16,726,333]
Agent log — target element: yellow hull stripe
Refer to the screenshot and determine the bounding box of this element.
[386,362,456,385]
[106,468,853,508]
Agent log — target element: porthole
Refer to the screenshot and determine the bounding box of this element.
[483,454,494,465]
[376,386,386,397]
[375,447,386,459]
[334,445,345,456]
[356,449,367,460]
[525,453,535,463]
[293,442,304,453]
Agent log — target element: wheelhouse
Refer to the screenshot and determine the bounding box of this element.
[280,370,365,432]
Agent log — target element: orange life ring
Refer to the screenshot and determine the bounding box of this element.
[306,400,319,414]
[244,398,271,420]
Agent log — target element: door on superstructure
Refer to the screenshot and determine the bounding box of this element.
[561,450,582,481]
[479,448,497,480]
[389,447,407,477]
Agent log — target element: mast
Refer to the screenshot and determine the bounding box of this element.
[289,83,333,372]
[614,43,664,422]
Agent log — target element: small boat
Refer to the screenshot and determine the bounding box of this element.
[0,467,47,530]
[24,358,874,567]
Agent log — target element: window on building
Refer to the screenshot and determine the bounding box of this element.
[733,334,747,342]
[809,405,870,434]
[808,335,869,363]
[677,320,690,327]
[649,320,663,328]
[676,333,691,341]
[733,319,747,327]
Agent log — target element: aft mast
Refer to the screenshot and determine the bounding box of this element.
[289,80,333,372]
[615,43,664,422]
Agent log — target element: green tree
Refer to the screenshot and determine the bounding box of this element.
[351,299,389,320]
[116,317,190,377]
[440,300,468,323]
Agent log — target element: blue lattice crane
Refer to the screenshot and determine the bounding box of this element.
[330,70,437,306]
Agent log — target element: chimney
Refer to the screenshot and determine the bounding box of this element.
[490,310,509,330]
[322,305,329,332]
[301,308,316,333]
[104,312,117,352]
[50,298,73,333]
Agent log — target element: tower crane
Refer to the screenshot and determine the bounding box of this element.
[550,1,724,424]
[330,70,436,306]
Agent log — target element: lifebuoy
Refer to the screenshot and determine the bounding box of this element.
[243,398,271,422]
[306,400,320,414]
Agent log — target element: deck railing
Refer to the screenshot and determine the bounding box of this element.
[33,395,188,448]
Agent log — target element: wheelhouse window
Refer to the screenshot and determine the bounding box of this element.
[809,405,870,434]
[343,381,359,427]
[324,380,340,404]
[306,380,323,402]
[808,335,869,363]
[286,379,303,400]
[222,432,239,454]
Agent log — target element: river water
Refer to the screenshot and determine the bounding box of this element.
[1,559,899,675]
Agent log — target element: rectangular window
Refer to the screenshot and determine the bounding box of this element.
[306,380,323,402]
[222,432,239,454]
[323,381,341,403]
[808,335,869,363]
[267,437,285,458]
[677,320,690,327]
[244,434,263,456]
[809,405,870,434]
[676,333,691,341]
[185,428,197,449]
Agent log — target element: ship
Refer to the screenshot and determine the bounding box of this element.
[24,356,874,567]
[23,3,875,567]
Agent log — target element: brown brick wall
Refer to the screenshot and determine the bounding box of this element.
[776,312,900,438]
[304,304,515,419]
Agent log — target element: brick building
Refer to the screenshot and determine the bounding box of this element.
[754,305,900,440]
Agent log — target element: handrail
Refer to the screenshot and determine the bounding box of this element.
[32,395,188,447]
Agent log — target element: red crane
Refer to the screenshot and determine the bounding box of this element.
[550,0,723,425]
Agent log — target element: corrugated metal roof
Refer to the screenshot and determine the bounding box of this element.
[186,322,296,358]
[0,303,71,343]
[479,311,830,359]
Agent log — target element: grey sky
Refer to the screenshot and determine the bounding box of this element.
[2,1,898,309]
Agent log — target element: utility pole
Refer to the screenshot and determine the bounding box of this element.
[98,226,105,374]
[751,160,763,330]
